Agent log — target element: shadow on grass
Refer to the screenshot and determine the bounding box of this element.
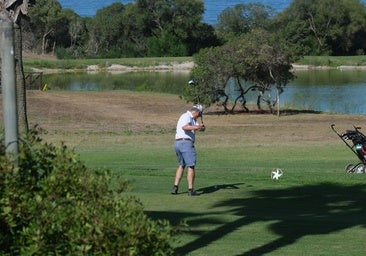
[196,183,243,195]
[147,182,366,255]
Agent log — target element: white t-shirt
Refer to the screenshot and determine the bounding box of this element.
[175,111,198,141]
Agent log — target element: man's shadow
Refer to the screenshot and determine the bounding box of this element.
[196,183,244,194]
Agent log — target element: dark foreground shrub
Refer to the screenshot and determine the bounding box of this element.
[0,129,173,255]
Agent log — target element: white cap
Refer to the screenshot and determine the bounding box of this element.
[192,104,203,114]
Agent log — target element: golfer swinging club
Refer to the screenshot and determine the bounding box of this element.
[171,104,205,196]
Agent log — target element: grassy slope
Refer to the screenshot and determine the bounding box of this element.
[13,90,366,256]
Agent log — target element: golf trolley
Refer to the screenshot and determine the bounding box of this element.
[331,124,366,173]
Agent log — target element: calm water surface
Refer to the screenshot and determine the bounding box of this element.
[283,70,366,114]
[43,69,366,115]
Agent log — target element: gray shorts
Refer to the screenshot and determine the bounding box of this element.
[174,140,196,167]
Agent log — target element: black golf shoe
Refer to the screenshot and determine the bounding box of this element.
[171,186,178,195]
[187,189,198,196]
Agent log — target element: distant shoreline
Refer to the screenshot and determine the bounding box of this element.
[292,64,366,71]
[23,53,366,73]
[30,62,366,74]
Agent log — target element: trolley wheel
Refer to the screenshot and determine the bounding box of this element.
[354,163,366,173]
[345,164,355,173]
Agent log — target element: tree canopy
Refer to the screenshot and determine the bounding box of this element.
[186,29,294,115]
[216,3,274,41]
[25,0,70,54]
[22,0,220,58]
[272,0,366,55]
[19,0,366,58]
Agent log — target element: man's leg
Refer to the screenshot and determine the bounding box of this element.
[187,166,195,190]
[171,165,184,194]
[187,166,198,196]
[174,165,184,186]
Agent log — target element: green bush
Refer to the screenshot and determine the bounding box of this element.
[0,128,173,255]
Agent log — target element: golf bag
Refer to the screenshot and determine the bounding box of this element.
[331,124,366,173]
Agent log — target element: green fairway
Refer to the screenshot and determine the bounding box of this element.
[19,90,366,255]
[75,131,366,256]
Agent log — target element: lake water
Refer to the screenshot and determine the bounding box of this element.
[283,70,366,114]
[43,69,366,115]
[58,0,366,25]
[54,0,366,114]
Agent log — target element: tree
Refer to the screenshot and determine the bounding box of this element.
[216,3,274,41]
[88,2,127,57]
[58,9,88,58]
[27,0,65,54]
[243,29,294,116]
[85,0,214,57]
[186,29,295,116]
[272,0,366,56]
[21,0,219,58]
[138,0,219,56]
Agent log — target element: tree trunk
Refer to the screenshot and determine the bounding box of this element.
[14,22,29,132]
[42,33,46,55]
[41,29,53,55]
[276,87,280,117]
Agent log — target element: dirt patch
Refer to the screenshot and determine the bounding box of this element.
[1,90,365,146]
[21,91,189,133]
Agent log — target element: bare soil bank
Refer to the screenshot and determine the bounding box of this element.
[1,91,364,148]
